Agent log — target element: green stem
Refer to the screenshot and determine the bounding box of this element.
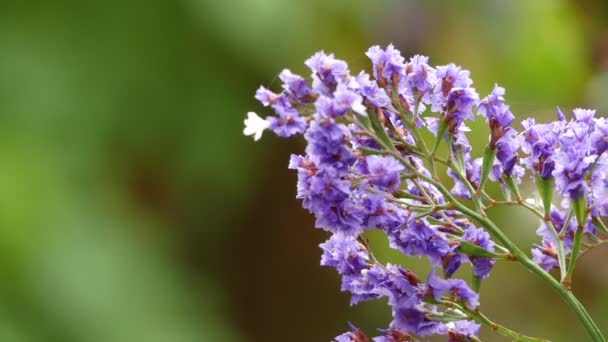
[469,215,604,341]
[559,207,574,239]
[433,156,488,217]
[396,101,438,179]
[592,217,608,236]
[431,299,548,342]
[563,225,583,286]
[486,199,568,279]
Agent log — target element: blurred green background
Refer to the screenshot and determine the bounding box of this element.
[1,0,607,341]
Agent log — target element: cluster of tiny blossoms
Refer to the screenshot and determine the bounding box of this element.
[243,44,608,341]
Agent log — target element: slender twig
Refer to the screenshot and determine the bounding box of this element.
[429,299,549,342]
[580,239,608,257]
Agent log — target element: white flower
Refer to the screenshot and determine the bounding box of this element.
[243,111,270,141]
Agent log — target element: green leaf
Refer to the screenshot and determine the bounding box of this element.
[572,196,587,228]
[367,110,396,152]
[503,174,522,201]
[431,118,448,154]
[357,147,385,156]
[355,112,372,130]
[479,145,496,194]
[457,241,502,259]
[535,175,555,217]
[414,209,434,219]
[471,275,482,293]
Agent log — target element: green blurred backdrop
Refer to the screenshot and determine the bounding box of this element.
[0,0,607,341]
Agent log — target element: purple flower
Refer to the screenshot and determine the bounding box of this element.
[391,306,443,336]
[400,55,437,104]
[305,51,349,95]
[303,166,364,236]
[553,112,596,199]
[316,86,366,117]
[532,243,558,271]
[267,105,307,137]
[463,225,496,279]
[279,69,312,101]
[446,320,481,342]
[519,118,559,179]
[308,168,350,206]
[333,332,353,342]
[320,234,369,275]
[333,324,369,342]
[314,197,365,236]
[372,329,411,342]
[366,44,405,85]
[341,264,391,305]
[427,270,480,309]
[573,108,596,123]
[495,128,520,177]
[362,155,404,192]
[354,71,391,108]
[432,64,473,112]
[361,193,407,231]
[445,87,479,132]
[254,86,280,107]
[305,119,355,173]
[477,84,515,129]
[591,117,608,154]
[288,154,317,200]
[388,219,452,265]
[442,252,466,278]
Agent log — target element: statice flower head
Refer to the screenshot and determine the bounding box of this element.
[391,305,443,336]
[305,119,354,172]
[532,242,559,271]
[463,225,496,279]
[254,86,279,107]
[360,155,404,192]
[477,84,515,129]
[366,44,405,86]
[332,85,367,116]
[445,320,481,342]
[495,128,520,177]
[372,329,411,342]
[266,105,307,137]
[354,71,391,109]
[279,69,312,102]
[519,117,559,179]
[315,86,366,118]
[432,64,473,112]
[444,87,479,133]
[427,269,480,309]
[590,117,608,154]
[387,218,453,266]
[305,51,349,95]
[333,323,370,342]
[553,108,597,199]
[320,234,369,275]
[400,55,437,104]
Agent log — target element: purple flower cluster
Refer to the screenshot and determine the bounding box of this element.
[244,44,608,341]
[478,85,519,176]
